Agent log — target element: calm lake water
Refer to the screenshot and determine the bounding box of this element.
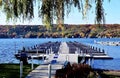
[0,38,120,70]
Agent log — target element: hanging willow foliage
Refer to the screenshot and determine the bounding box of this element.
[55,0,64,30]
[0,0,110,27]
[0,0,2,7]
[40,0,53,30]
[1,0,34,21]
[95,0,105,24]
[40,0,82,30]
[83,0,91,18]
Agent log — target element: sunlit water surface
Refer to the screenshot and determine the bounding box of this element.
[0,38,120,70]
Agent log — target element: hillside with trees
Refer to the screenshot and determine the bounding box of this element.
[0,24,120,38]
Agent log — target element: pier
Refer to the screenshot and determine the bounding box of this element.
[26,64,63,78]
[15,41,113,78]
[15,41,113,64]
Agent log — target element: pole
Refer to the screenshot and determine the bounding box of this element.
[46,49,48,55]
[48,64,51,78]
[20,61,23,78]
[37,48,38,54]
[51,47,52,53]
[49,49,50,54]
[88,58,91,66]
[66,55,69,62]
[31,57,34,70]
[42,54,44,61]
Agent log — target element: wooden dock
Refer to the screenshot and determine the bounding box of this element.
[26,64,63,78]
[15,41,113,60]
[15,41,113,64]
[15,41,113,78]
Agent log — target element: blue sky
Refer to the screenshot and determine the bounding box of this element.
[0,0,120,25]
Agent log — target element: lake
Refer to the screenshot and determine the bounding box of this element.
[0,38,120,70]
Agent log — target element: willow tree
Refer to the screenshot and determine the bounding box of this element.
[0,0,109,29]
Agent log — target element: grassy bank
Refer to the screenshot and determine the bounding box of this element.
[0,64,120,78]
[0,64,38,78]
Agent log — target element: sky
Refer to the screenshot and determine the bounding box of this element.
[0,0,120,25]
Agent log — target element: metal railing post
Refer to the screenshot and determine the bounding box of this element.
[20,61,23,78]
[48,64,51,78]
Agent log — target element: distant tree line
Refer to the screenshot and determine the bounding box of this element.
[0,24,120,38]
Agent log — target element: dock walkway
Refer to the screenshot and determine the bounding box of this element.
[58,42,69,54]
[26,42,67,78]
[26,64,63,78]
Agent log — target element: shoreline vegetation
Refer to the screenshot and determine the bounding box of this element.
[0,24,120,38]
[0,63,120,78]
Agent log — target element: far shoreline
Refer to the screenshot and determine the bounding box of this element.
[0,37,120,39]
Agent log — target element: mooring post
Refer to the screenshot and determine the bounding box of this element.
[48,64,51,78]
[37,48,38,54]
[92,46,94,50]
[20,61,23,78]
[102,49,105,53]
[96,47,97,51]
[98,48,101,52]
[51,47,53,53]
[49,49,51,54]
[46,49,48,55]
[42,54,44,61]
[76,47,78,53]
